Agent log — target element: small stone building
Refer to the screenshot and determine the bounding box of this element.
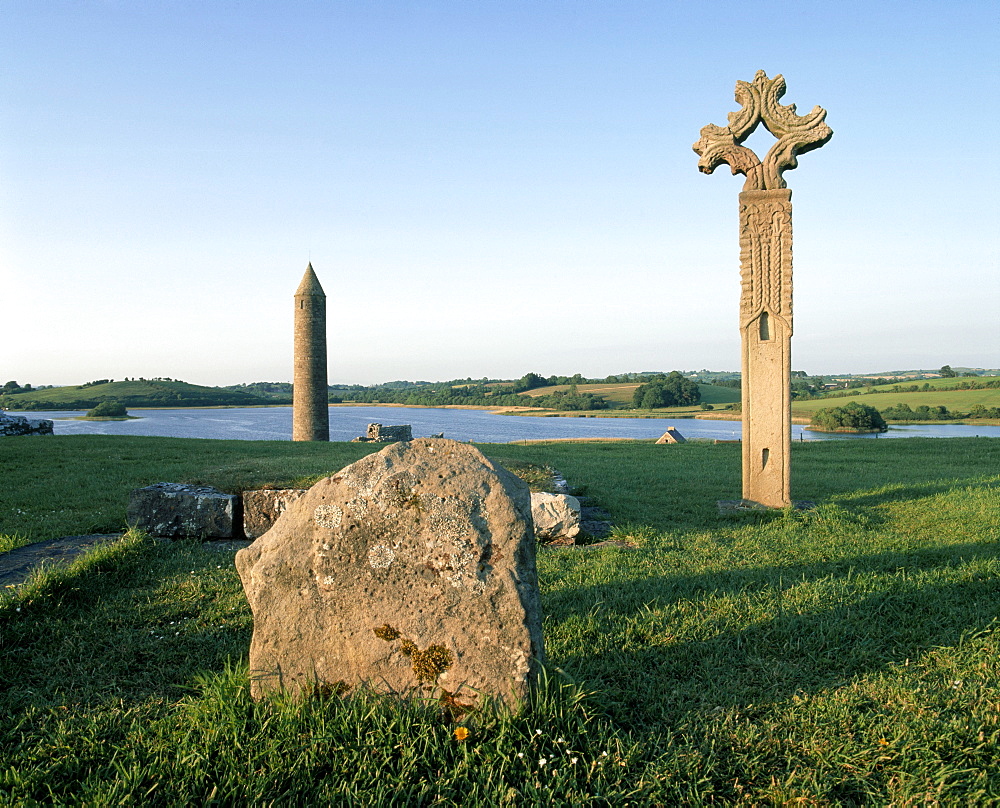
[353,423,413,443]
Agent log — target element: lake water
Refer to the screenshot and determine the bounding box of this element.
[22,407,1000,443]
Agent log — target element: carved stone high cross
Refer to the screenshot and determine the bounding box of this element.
[694,71,831,508]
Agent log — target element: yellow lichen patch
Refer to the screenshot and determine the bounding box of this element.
[373,624,401,641]
[373,626,454,685]
[410,644,454,683]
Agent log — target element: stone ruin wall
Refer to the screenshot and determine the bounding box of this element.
[357,423,413,443]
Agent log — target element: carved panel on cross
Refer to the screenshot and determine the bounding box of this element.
[739,192,793,333]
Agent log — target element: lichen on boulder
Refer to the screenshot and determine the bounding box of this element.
[235,438,545,707]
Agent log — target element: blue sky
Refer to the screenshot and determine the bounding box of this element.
[2,1,997,386]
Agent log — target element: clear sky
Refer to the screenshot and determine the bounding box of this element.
[2,1,997,387]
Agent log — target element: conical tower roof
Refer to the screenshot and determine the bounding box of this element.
[295,262,326,297]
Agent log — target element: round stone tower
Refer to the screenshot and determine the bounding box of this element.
[292,263,329,441]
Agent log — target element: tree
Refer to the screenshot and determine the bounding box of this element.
[516,372,546,392]
[632,371,701,409]
[939,365,957,378]
[810,402,887,432]
[87,401,128,417]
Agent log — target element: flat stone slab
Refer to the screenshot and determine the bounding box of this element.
[128,482,238,539]
[718,499,817,514]
[236,438,545,707]
[544,539,636,551]
[0,413,53,436]
[0,534,123,588]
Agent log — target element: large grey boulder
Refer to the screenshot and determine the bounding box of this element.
[0,413,53,436]
[242,489,307,539]
[530,492,582,541]
[235,438,544,706]
[127,483,238,539]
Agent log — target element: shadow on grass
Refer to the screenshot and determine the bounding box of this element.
[546,538,1000,728]
[0,536,252,708]
[830,476,1000,510]
[547,539,1000,613]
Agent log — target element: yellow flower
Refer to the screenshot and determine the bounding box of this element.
[454,726,470,741]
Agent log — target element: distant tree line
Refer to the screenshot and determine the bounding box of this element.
[631,372,701,409]
[331,379,610,411]
[827,379,999,397]
[225,382,294,402]
[880,403,1000,421]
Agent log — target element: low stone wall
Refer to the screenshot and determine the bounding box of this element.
[0,413,54,436]
[127,483,239,539]
[130,468,585,544]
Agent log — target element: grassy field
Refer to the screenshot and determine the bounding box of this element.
[2,436,999,803]
[864,377,999,392]
[0,380,267,410]
[0,437,384,551]
[791,386,1000,418]
[517,381,998,421]
[519,382,741,411]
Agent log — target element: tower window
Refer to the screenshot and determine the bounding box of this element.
[759,311,770,341]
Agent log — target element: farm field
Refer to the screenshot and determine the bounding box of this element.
[2,436,999,802]
[791,386,1000,417]
[520,382,741,409]
[863,377,999,392]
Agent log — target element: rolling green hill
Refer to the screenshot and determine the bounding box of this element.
[0,380,271,411]
[520,382,741,408]
[792,386,1000,418]
[857,377,999,393]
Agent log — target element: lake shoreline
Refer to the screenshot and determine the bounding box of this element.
[18,404,1000,443]
[14,401,997,428]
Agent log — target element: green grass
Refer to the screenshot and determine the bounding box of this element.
[793,386,1000,418]
[0,436,383,549]
[865,376,998,392]
[2,437,999,803]
[519,382,641,405]
[520,383,741,409]
[1,380,268,410]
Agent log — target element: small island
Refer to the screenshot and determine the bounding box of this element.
[807,402,888,434]
[77,401,138,421]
